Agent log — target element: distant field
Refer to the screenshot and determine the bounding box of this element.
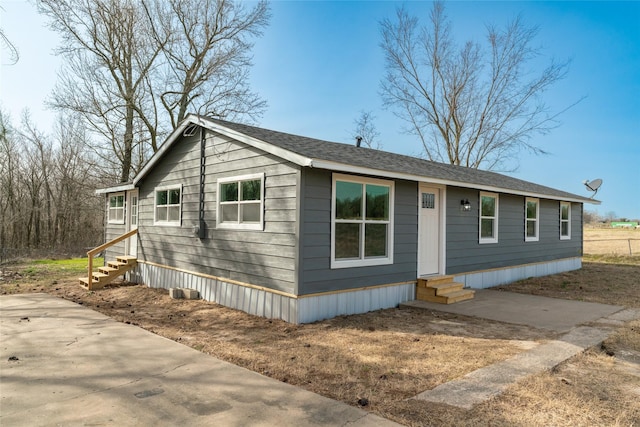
[584,227,640,256]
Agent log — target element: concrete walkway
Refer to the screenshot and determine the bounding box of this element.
[1,294,399,427]
[415,325,611,408]
[405,290,640,409]
[402,289,625,332]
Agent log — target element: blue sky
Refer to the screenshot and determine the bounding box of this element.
[2,1,639,219]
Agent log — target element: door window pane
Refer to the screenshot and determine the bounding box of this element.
[422,193,435,209]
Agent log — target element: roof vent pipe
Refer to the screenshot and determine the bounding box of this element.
[355,136,363,147]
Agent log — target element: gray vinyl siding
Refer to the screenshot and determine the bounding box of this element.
[446,186,583,274]
[135,130,300,294]
[298,169,418,295]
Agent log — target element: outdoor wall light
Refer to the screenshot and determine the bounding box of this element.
[461,199,472,212]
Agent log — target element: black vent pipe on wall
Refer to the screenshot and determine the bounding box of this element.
[198,126,207,239]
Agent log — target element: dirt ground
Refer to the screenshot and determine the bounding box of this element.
[1,258,639,426]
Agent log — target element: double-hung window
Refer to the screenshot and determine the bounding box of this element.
[217,173,264,230]
[479,192,498,244]
[108,193,125,224]
[525,198,539,242]
[331,174,394,268]
[560,202,571,240]
[154,185,182,226]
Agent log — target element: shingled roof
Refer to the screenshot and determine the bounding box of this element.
[122,114,596,204]
[201,117,595,204]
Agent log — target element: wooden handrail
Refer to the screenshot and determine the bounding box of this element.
[86,228,138,289]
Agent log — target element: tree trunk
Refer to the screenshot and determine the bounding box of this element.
[121,105,135,183]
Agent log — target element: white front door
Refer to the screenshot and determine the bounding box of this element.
[126,190,138,257]
[418,185,441,276]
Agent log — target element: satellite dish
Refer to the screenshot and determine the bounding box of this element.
[583,178,603,198]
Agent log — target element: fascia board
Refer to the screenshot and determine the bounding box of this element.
[309,159,599,205]
[195,116,313,167]
[95,183,136,195]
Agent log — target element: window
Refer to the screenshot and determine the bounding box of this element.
[560,202,571,240]
[525,198,539,242]
[130,194,138,227]
[479,192,498,244]
[216,173,264,230]
[331,174,394,268]
[154,185,182,226]
[108,193,125,224]
[422,192,435,209]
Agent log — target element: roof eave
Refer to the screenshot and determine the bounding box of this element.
[132,115,313,186]
[309,159,598,204]
[196,115,313,167]
[95,183,136,195]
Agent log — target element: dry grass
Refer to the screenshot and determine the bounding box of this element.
[467,347,640,426]
[494,259,640,308]
[584,227,640,256]
[2,255,639,426]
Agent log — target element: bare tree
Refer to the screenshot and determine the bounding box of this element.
[49,114,103,250]
[39,0,166,183]
[0,109,102,257]
[145,0,270,129]
[351,110,382,149]
[0,6,19,65]
[0,109,21,251]
[380,2,573,171]
[39,0,270,183]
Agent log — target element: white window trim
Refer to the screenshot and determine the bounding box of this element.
[153,184,182,226]
[560,201,571,240]
[331,173,394,269]
[216,173,265,231]
[108,192,125,225]
[525,197,540,242]
[479,192,499,244]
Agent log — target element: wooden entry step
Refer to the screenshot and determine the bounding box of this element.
[416,275,475,304]
[79,255,137,290]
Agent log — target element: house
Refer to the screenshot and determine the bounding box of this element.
[94,115,599,323]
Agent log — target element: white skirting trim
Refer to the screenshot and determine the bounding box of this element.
[297,284,416,324]
[129,262,416,324]
[453,257,582,289]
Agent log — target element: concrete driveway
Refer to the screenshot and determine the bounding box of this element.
[1,294,399,427]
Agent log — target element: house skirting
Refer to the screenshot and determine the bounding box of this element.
[453,257,582,289]
[129,261,416,324]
